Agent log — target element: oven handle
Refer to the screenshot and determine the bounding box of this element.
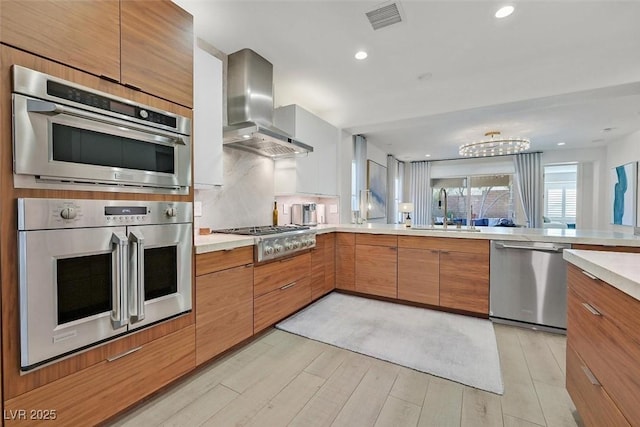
[111,232,129,329]
[26,98,186,145]
[129,231,145,323]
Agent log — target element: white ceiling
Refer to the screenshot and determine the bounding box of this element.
[175,0,640,161]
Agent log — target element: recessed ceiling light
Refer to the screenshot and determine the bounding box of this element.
[425,154,431,157]
[557,142,566,146]
[242,134,251,139]
[495,5,514,18]
[355,51,368,60]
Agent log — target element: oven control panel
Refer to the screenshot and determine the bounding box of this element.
[18,199,193,230]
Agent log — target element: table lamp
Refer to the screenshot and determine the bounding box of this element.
[399,202,414,227]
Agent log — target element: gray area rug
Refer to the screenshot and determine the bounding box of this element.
[276,293,504,394]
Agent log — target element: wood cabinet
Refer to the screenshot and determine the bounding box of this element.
[398,248,440,305]
[274,105,339,196]
[355,234,398,298]
[0,0,121,80]
[195,247,253,366]
[253,253,311,333]
[120,0,193,107]
[397,236,489,315]
[311,234,335,300]
[336,233,355,291]
[1,0,193,107]
[566,263,640,426]
[4,326,195,426]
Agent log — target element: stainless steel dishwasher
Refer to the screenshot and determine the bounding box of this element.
[490,240,571,332]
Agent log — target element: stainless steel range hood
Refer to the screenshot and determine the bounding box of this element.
[223,49,313,158]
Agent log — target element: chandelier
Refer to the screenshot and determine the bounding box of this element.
[459,131,530,157]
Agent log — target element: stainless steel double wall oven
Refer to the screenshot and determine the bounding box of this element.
[12,67,194,371]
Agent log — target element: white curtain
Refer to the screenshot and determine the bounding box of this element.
[514,152,543,228]
[409,161,432,225]
[386,155,404,223]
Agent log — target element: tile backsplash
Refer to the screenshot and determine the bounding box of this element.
[195,148,274,230]
[276,195,340,225]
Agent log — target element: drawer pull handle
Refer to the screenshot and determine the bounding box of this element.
[582,302,602,316]
[581,270,598,280]
[107,346,142,362]
[581,365,601,386]
[440,250,449,255]
[281,282,296,290]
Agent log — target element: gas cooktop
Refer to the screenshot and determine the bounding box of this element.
[213,225,310,236]
[213,225,315,262]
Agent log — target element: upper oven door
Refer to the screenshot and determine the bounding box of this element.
[127,222,192,330]
[18,226,129,371]
[12,94,191,192]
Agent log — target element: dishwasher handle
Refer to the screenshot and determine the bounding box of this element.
[493,242,566,252]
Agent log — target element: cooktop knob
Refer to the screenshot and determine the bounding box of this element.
[139,109,149,119]
[165,207,177,217]
[274,244,283,253]
[284,241,293,251]
[60,207,76,220]
[292,241,300,249]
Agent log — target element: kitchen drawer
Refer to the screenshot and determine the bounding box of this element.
[254,277,311,333]
[567,288,640,423]
[4,325,195,426]
[355,233,397,247]
[566,344,630,427]
[254,252,311,297]
[397,235,489,254]
[568,264,640,345]
[196,246,253,276]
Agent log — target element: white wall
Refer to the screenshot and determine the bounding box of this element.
[606,131,640,233]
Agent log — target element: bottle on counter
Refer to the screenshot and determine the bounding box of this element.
[272,201,278,226]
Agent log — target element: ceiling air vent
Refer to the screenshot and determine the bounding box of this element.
[366,1,403,30]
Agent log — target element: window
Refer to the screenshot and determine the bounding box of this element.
[544,164,577,226]
[431,175,517,226]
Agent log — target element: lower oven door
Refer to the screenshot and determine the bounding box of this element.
[127,222,192,330]
[18,227,128,371]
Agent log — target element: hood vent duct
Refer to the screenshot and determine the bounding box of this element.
[223,49,313,158]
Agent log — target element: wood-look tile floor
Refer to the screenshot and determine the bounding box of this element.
[110,323,582,427]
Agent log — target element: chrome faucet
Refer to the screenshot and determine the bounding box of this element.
[438,188,448,229]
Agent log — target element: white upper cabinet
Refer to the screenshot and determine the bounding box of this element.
[193,44,223,188]
[274,105,339,196]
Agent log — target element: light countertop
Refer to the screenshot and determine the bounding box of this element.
[195,224,640,254]
[194,233,255,254]
[563,249,640,301]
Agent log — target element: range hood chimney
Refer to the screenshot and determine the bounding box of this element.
[223,49,313,158]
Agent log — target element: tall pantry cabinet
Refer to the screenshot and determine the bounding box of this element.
[0,1,195,424]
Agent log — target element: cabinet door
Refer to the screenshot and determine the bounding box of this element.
[194,44,223,188]
[311,238,327,300]
[336,243,355,291]
[196,264,253,365]
[398,248,439,305]
[324,233,336,293]
[121,0,193,107]
[439,251,489,314]
[0,0,120,80]
[355,244,397,298]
